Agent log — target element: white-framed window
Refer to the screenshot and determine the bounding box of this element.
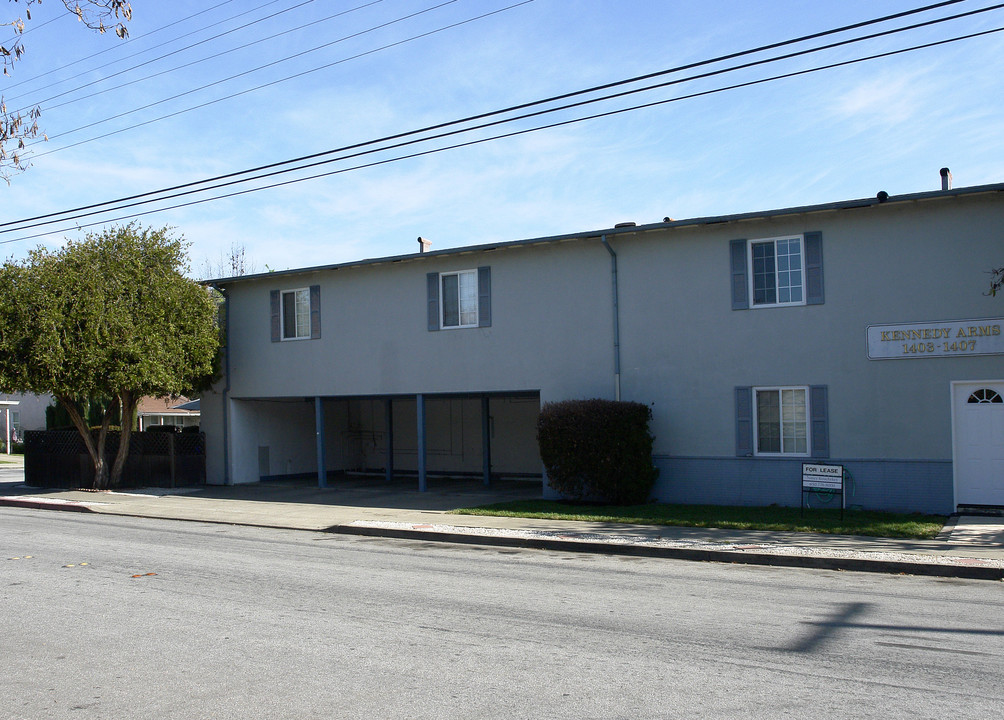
[441,269,478,329]
[281,287,311,340]
[754,386,809,455]
[749,235,805,307]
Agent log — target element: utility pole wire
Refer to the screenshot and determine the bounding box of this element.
[3,23,1000,247]
[8,0,334,112]
[28,0,970,152]
[21,0,533,161]
[4,0,261,97]
[0,0,979,232]
[22,0,463,144]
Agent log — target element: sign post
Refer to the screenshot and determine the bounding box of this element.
[802,463,845,519]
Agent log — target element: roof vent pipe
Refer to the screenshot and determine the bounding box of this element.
[417,237,431,253]
[940,167,952,191]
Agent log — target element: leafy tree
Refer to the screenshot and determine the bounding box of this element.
[0,223,218,488]
[3,1,131,179]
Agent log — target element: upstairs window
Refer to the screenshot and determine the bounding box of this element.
[427,267,491,331]
[730,232,823,310]
[441,270,478,328]
[751,236,804,307]
[282,288,310,339]
[270,285,321,342]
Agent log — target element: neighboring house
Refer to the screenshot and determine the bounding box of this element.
[0,394,199,436]
[136,396,200,431]
[0,393,50,444]
[201,177,1004,514]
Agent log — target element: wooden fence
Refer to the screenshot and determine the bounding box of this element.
[24,430,205,488]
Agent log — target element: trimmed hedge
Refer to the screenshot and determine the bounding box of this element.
[537,399,659,505]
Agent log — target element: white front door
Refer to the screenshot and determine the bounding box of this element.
[953,381,1004,507]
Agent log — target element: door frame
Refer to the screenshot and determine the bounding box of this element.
[951,379,1004,508]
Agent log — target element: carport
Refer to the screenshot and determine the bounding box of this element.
[229,391,542,490]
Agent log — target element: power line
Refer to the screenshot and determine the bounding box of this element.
[1,0,979,231]
[26,0,526,155]
[25,0,466,146]
[25,1,383,115]
[8,0,326,114]
[2,2,999,244]
[1,5,68,48]
[3,0,270,98]
[6,24,1001,249]
[26,0,982,157]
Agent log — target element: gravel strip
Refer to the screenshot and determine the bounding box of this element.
[349,520,1004,568]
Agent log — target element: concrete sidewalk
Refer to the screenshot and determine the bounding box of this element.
[1,470,1002,581]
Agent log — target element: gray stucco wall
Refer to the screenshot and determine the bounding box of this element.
[224,242,616,401]
[615,193,1003,461]
[205,189,1003,512]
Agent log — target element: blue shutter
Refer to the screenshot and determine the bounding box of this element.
[735,386,753,456]
[810,385,829,458]
[477,266,491,328]
[270,290,280,342]
[730,239,748,310]
[427,272,440,331]
[804,231,824,305]
[309,284,321,339]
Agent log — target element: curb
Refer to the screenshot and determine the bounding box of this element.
[4,496,1001,581]
[0,497,95,513]
[325,524,1004,581]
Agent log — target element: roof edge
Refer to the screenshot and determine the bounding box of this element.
[203,182,1004,286]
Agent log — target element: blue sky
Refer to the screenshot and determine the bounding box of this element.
[1,0,1002,276]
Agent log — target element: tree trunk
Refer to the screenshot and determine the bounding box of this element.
[58,395,110,489]
[109,391,136,488]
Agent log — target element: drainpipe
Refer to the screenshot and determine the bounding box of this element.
[214,286,233,486]
[600,235,622,401]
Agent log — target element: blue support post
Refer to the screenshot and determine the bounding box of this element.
[385,398,394,484]
[481,395,491,487]
[315,396,327,489]
[416,394,427,492]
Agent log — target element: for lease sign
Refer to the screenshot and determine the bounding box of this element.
[802,463,843,490]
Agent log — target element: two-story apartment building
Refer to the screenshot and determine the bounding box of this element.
[202,178,1004,514]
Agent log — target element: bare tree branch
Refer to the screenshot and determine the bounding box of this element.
[988,267,1004,297]
[2,1,131,181]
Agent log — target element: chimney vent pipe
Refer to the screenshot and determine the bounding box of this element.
[417,236,431,253]
[940,167,952,191]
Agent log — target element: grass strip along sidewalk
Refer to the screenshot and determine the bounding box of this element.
[450,500,946,539]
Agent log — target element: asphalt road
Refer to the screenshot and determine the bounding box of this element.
[2,508,1002,719]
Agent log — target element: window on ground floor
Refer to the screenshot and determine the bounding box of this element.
[968,388,1003,404]
[754,386,808,455]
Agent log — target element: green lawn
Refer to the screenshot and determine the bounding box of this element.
[449,500,946,539]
